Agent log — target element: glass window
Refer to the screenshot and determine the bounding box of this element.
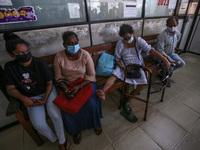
[0,0,86,31]
[178,0,189,15]
[88,0,143,21]
[188,2,198,15]
[145,0,177,17]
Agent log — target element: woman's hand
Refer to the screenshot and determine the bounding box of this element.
[120,66,126,71]
[34,99,46,106]
[174,60,179,66]
[64,85,80,99]
[69,85,81,97]
[22,97,36,107]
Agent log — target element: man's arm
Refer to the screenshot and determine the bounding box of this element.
[149,49,170,71]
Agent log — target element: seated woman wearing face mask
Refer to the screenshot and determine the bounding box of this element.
[3,32,71,150]
[54,31,103,145]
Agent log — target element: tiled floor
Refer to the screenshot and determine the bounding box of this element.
[1,52,200,150]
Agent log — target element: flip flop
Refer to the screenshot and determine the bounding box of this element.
[65,139,72,150]
[73,132,81,144]
[120,109,138,123]
[94,127,102,135]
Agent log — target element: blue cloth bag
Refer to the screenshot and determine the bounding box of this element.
[96,52,115,76]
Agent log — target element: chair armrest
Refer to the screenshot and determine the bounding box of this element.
[6,97,20,116]
[174,48,183,54]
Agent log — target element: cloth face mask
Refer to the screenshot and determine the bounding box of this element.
[16,51,32,63]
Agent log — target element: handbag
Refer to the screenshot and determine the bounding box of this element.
[122,36,142,79]
[126,64,142,79]
[53,78,93,114]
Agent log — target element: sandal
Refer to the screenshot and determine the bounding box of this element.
[65,140,72,150]
[73,132,81,144]
[123,103,132,114]
[120,109,138,123]
[94,127,102,135]
[59,140,72,150]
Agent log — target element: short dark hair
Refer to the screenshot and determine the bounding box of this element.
[119,24,134,37]
[166,16,179,25]
[62,31,78,43]
[3,32,29,54]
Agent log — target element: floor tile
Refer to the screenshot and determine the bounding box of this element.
[175,89,200,114]
[114,127,162,150]
[101,110,138,143]
[172,68,199,81]
[169,74,194,90]
[129,99,156,122]
[0,124,39,150]
[173,133,200,150]
[67,128,110,150]
[159,100,200,130]
[138,84,174,109]
[162,82,185,98]
[141,111,186,150]
[103,145,116,150]
[190,118,200,141]
[188,80,200,96]
[102,92,119,117]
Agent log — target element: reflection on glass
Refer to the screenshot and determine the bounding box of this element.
[0,0,86,31]
[68,3,80,19]
[178,0,189,15]
[145,0,176,17]
[88,0,143,21]
[188,2,198,15]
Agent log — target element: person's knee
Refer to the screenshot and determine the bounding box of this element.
[33,121,47,132]
[109,75,118,82]
[180,60,185,68]
[47,105,62,121]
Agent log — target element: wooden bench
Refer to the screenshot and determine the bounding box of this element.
[2,34,166,146]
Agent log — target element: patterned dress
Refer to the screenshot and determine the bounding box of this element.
[113,37,152,86]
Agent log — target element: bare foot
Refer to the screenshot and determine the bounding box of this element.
[59,140,72,150]
[59,144,66,150]
[96,89,105,101]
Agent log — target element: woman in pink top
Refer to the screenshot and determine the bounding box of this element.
[54,31,102,145]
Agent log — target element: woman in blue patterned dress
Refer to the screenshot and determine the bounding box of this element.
[96,24,170,122]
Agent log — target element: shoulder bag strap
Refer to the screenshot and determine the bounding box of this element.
[134,36,140,61]
[121,36,140,66]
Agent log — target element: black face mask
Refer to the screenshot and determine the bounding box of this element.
[15,51,32,63]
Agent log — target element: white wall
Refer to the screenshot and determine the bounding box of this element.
[0,91,17,128]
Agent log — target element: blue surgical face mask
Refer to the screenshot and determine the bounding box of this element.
[124,36,133,43]
[67,44,80,54]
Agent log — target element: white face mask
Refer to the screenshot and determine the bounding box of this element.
[167,27,177,32]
